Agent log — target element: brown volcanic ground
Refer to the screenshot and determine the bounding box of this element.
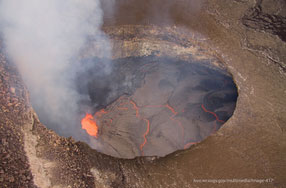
[0,0,286,188]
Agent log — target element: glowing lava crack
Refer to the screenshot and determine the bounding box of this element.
[81,98,230,155]
[77,56,238,158]
[81,98,190,155]
[81,114,98,137]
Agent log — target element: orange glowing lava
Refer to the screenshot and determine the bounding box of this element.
[129,100,150,155]
[95,109,108,118]
[165,104,184,144]
[81,98,194,155]
[130,100,140,118]
[81,113,98,137]
[183,142,197,149]
[201,104,225,123]
[165,104,177,115]
[201,104,225,134]
[140,118,150,155]
[143,103,185,145]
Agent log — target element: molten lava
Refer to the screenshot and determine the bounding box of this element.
[95,109,108,118]
[130,100,150,155]
[81,113,98,137]
[201,104,225,134]
[184,142,197,149]
[140,119,150,155]
[201,104,225,123]
[81,97,226,155]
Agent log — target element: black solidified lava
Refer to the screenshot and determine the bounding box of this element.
[75,56,238,158]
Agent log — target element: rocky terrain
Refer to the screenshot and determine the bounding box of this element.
[0,0,285,187]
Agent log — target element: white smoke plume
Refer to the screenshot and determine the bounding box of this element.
[0,0,111,139]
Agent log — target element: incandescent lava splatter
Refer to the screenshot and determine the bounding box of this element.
[81,113,98,137]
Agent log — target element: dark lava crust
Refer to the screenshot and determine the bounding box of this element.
[76,56,238,158]
[1,0,286,187]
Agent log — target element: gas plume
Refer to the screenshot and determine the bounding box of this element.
[0,0,111,139]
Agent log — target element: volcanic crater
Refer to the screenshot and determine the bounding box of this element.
[2,0,285,187]
[77,55,238,158]
[29,26,240,159]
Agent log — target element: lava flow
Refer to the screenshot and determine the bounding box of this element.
[183,142,197,149]
[143,103,185,145]
[82,97,227,155]
[95,109,108,118]
[130,100,150,155]
[201,104,225,134]
[81,102,225,154]
[183,105,225,149]
[201,104,225,123]
[81,98,185,155]
[129,102,185,153]
[165,104,184,144]
[140,119,150,155]
[81,113,98,137]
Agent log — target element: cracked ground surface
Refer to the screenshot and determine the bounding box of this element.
[83,57,237,159]
[0,0,286,187]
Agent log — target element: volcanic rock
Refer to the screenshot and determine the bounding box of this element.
[0,0,285,187]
